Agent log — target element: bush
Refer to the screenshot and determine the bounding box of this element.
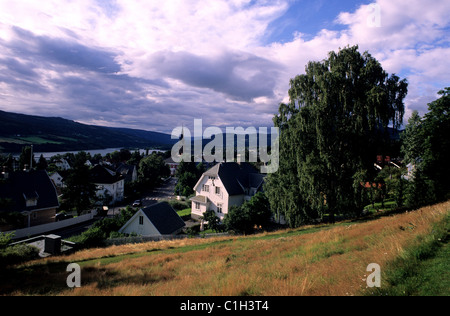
[0,244,40,268]
[170,200,190,211]
[68,206,137,248]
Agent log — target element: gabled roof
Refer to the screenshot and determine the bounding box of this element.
[0,170,59,213]
[90,165,123,184]
[197,162,265,196]
[141,202,185,234]
[116,163,136,182]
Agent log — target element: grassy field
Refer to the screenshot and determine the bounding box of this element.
[1,201,448,296]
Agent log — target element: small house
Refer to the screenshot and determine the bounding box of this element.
[119,202,186,236]
[0,170,59,230]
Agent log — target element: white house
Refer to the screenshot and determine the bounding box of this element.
[90,165,124,204]
[49,171,66,189]
[165,157,180,177]
[190,162,265,220]
[119,202,186,236]
[54,158,71,170]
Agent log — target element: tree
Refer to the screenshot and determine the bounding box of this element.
[224,205,253,235]
[421,88,450,202]
[60,152,97,215]
[60,164,97,215]
[19,146,35,170]
[174,160,204,197]
[36,154,48,170]
[174,172,197,197]
[242,192,272,230]
[265,46,408,227]
[224,193,272,234]
[202,210,223,232]
[401,111,423,166]
[138,153,170,189]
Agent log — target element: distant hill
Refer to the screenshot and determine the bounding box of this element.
[0,110,176,153]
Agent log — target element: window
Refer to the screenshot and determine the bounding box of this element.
[217,204,223,214]
[195,202,201,210]
[215,187,221,195]
[26,198,38,207]
[139,216,144,225]
[208,176,216,180]
[202,185,209,192]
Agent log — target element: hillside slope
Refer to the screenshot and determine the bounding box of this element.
[2,201,448,296]
[0,110,175,153]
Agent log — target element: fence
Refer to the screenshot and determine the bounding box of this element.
[5,211,97,240]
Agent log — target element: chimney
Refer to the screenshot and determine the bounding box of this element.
[236,154,242,165]
[1,166,8,179]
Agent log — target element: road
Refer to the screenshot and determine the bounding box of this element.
[141,177,178,207]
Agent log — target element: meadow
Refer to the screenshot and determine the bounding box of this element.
[1,201,448,296]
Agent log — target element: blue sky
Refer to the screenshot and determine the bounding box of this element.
[0,0,449,133]
[265,0,373,43]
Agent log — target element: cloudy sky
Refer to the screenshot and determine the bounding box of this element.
[0,0,449,133]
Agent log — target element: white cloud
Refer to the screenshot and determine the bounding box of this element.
[0,0,448,132]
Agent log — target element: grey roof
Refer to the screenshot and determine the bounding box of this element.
[204,162,266,196]
[141,202,185,235]
[90,165,123,184]
[0,170,59,213]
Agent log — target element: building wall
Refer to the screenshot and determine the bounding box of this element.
[95,179,124,204]
[120,210,160,236]
[191,175,251,220]
[24,208,57,227]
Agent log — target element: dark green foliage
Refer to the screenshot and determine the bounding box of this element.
[69,206,136,247]
[60,152,97,215]
[202,210,224,233]
[265,46,407,227]
[224,193,272,234]
[224,205,254,235]
[401,88,450,208]
[138,153,170,189]
[174,160,205,197]
[421,88,450,202]
[0,243,40,268]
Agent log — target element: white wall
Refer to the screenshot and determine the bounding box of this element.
[119,210,160,236]
[96,179,124,203]
[192,175,244,220]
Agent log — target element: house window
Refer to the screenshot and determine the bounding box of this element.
[215,187,221,195]
[202,185,209,192]
[26,198,38,207]
[195,202,201,210]
[208,176,216,180]
[139,216,144,225]
[217,204,223,214]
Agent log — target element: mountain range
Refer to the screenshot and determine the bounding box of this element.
[0,110,177,153]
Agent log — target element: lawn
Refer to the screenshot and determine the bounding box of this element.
[176,208,191,218]
[1,201,448,296]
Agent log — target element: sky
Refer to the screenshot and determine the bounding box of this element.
[0,0,449,134]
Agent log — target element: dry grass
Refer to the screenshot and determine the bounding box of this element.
[5,200,449,296]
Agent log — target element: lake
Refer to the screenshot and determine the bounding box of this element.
[12,148,165,160]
